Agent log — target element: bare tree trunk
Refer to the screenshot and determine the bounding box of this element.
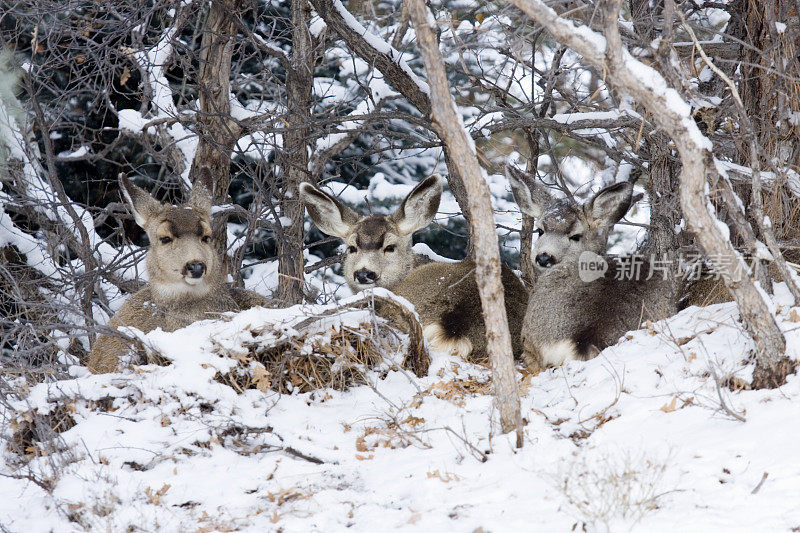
[188,0,242,261]
[509,0,791,387]
[408,0,522,445]
[276,0,314,304]
[729,0,800,302]
[630,0,683,285]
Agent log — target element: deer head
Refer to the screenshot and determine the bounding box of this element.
[300,175,443,291]
[119,175,220,299]
[507,164,638,270]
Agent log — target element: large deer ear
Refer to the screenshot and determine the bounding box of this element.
[390,174,443,235]
[188,181,213,215]
[584,181,636,229]
[506,163,553,219]
[119,174,163,228]
[299,182,360,239]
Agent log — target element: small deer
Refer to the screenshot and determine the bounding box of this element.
[506,164,675,370]
[88,175,269,373]
[300,176,528,362]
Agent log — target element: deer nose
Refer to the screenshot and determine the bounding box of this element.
[185,262,206,278]
[354,268,378,285]
[536,253,556,268]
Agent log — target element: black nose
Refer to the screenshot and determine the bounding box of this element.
[354,268,378,285]
[186,262,206,278]
[536,253,556,268]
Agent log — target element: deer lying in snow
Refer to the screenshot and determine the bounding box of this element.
[88,176,269,373]
[300,175,528,362]
[506,164,676,370]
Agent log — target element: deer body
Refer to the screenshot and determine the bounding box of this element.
[521,261,673,367]
[507,165,675,370]
[392,259,528,362]
[301,176,528,362]
[88,176,269,374]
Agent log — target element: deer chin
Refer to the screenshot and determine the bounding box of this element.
[183,275,204,286]
[153,278,211,300]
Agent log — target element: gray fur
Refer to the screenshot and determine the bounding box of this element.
[507,165,675,369]
[393,260,528,362]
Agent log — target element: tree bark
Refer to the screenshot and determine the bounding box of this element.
[408,0,522,444]
[188,0,242,261]
[508,0,790,386]
[728,0,800,305]
[630,0,683,284]
[276,0,314,304]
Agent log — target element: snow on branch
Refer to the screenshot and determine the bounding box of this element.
[716,159,800,198]
[309,0,431,115]
[330,0,429,95]
[309,56,399,176]
[0,85,125,281]
[508,0,787,370]
[122,10,196,188]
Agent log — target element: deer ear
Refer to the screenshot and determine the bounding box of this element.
[506,164,553,219]
[188,181,213,215]
[390,174,443,235]
[585,181,636,228]
[299,182,360,239]
[118,174,163,228]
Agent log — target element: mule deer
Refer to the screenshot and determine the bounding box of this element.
[506,165,675,370]
[300,175,528,362]
[88,176,269,373]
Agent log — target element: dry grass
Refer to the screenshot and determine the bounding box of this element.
[556,450,671,531]
[8,403,76,463]
[217,323,387,394]
[213,294,430,394]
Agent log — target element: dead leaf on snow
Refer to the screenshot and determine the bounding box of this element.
[660,397,678,413]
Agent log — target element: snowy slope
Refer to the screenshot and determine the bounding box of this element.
[2,287,800,532]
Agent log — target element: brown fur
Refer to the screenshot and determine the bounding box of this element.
[88,176,269,373]
[393,260,529,362]
[301,176,528,362]
[300,175,442,292]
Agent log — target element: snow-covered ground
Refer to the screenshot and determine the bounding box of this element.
[2,285,800,532]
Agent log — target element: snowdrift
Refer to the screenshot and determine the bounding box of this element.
[2,287,800,532]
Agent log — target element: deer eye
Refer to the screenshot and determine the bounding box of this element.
[201,235,211,243]
[569,234,582,242]
[384,244,396,253]
[534,228,544,237]
[347,245,357,254]
[159,236,173,244]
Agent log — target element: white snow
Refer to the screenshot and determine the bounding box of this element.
[715,158,800,198]
[123,18,198,188]
[331,0,429,96]
[55,145,90,160]
[3,287,800,531]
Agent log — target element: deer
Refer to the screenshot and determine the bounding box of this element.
[300,175,529,363]
[506,164,676,371]
[88,175,269,373]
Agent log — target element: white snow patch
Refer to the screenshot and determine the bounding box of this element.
[4,292,800,531]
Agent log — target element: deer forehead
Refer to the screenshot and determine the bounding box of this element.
[540,200,584,234]
[347,216,402,249]
[153,206,211,237]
